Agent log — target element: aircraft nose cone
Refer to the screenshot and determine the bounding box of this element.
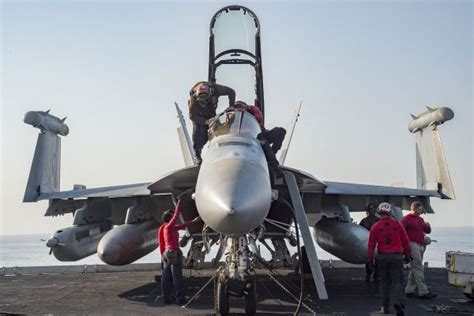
[195,158,272,235]
[97,240,121,265]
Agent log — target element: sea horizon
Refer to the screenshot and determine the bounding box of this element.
[2,225,473,237]
[1,226,472,268]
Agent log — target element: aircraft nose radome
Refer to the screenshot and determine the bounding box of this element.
[196,158,272,235]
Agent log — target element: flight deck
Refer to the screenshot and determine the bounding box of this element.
[1,263,473,315]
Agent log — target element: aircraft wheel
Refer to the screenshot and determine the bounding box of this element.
[244,279,257,315]
[464,292,474,300]
[217,280,229,315]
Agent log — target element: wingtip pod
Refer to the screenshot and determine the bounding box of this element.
[23,109,69,201]
[24,110,69,136]
[409,106,455,200]
[408,106,454,133]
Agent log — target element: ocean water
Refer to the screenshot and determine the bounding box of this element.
[1,227,472,268]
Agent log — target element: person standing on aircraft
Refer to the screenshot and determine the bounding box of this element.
[188,81,235,164]
[360,203,380,282]
[231,101,286,177]
[158,200,200,304]
[368,202,411,315]
[401,201,437,299]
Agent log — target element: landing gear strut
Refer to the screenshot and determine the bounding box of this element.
[216,279,230,315]
[215,236,257,315]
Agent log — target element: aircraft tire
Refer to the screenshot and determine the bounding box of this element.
[464,292,474,300]
[244,279,257,315]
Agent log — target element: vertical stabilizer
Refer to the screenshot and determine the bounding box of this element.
[23,110,69,202]
[175,102,196,166]
[409,106,455,199]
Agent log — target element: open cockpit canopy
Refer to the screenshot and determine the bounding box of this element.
[209,110,261,140]
[209,5,265,122]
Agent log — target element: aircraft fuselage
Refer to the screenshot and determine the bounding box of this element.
[194,110,272,236]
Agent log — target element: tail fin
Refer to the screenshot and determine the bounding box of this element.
[175,102,195,167]
[409,106,455,199]
[23,110,69,202]
[278,101,302,166]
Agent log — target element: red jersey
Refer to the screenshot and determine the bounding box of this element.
[368,218,411,261]
[158,201,194,255]
[400,213,431,244]
[246,106,264,129]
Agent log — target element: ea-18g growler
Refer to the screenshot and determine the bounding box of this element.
[23,5,455,314]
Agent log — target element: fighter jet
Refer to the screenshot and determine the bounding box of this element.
[23,5,455,314]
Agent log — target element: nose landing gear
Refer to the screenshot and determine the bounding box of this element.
[215,236,257,315]
[216,277,257,315]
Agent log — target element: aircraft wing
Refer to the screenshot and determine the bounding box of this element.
[281,166,440,214]
[147,165,199,194]
[37,165,199,201]
[324,181,440,197]
[38,182,151,200]
[42,166,200,218]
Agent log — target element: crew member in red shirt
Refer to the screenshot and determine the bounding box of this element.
[400,201,437,299]
[368,202,411,315]
[158,200,200,304]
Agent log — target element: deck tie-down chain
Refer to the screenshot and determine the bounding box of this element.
[257,255,317,315]
[265,271,317,315]
[179,257,317,315]
[180,266,222,310]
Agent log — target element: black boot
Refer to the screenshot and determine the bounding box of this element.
[394,304,405,316]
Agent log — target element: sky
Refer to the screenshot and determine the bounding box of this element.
[1,0,472,235]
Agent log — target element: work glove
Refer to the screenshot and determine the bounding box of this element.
[404,255,413,264]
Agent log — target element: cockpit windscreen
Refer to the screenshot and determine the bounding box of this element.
[209,110,261,140]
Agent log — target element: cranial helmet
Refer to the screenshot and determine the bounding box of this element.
[377,202,392,215]
[234,100,248,109]
[195,83,211,104]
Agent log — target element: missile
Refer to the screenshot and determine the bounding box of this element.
[47,221,112,261]
[314,218,369,264]
[24,110,69,136]
[97,220,159,266]
[408,106,454,133]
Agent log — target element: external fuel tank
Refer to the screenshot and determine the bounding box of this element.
[314,217,369,264]
[97,220,159,266]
